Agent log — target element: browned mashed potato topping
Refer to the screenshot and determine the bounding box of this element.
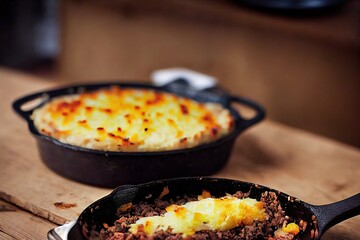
[32,86,234,152]
[97,191,307,240]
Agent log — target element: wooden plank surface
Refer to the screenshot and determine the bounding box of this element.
[0,200,57,240]
[0,68,359,239]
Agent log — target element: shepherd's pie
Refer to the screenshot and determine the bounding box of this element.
[32,86,234,152]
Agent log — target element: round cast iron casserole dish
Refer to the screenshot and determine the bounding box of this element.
[12,80,265,188]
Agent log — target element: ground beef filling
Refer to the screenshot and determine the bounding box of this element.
[99,191,306,240]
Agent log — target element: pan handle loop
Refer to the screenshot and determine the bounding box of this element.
[229,96,266,133]
[310,193,360,237]
[12,92,49,122]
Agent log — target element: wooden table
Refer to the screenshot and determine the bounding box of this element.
[0,68,359,239]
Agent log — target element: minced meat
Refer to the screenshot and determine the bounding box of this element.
[98,191,306,240]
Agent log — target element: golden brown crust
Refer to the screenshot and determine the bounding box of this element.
[32,86,234,152]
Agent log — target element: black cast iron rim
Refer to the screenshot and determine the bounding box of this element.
[69,177,317,239]
[65,177,360,240]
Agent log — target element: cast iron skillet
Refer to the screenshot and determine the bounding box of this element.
[12,80,265,188]
[51,177,360,240]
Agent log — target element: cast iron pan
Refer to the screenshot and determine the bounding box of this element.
[12,80,265,188]
[49,177,360,240]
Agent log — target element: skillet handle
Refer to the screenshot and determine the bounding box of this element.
[310,193,360,237]
[12,92,48,122]
[228,96,266,132]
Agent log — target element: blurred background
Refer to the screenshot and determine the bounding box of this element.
[0,0,359,147]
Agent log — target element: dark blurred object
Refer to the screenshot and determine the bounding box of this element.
[234,0,349,13]
[0,0,58,70]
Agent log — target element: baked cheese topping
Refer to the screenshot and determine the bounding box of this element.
[32,86,234,151]
[274,222,301,237]
[129,196,266,236]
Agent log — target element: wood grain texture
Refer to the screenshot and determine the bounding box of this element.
[0,200,57,240]
[0,68,359,239]
[0,232,16,240]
